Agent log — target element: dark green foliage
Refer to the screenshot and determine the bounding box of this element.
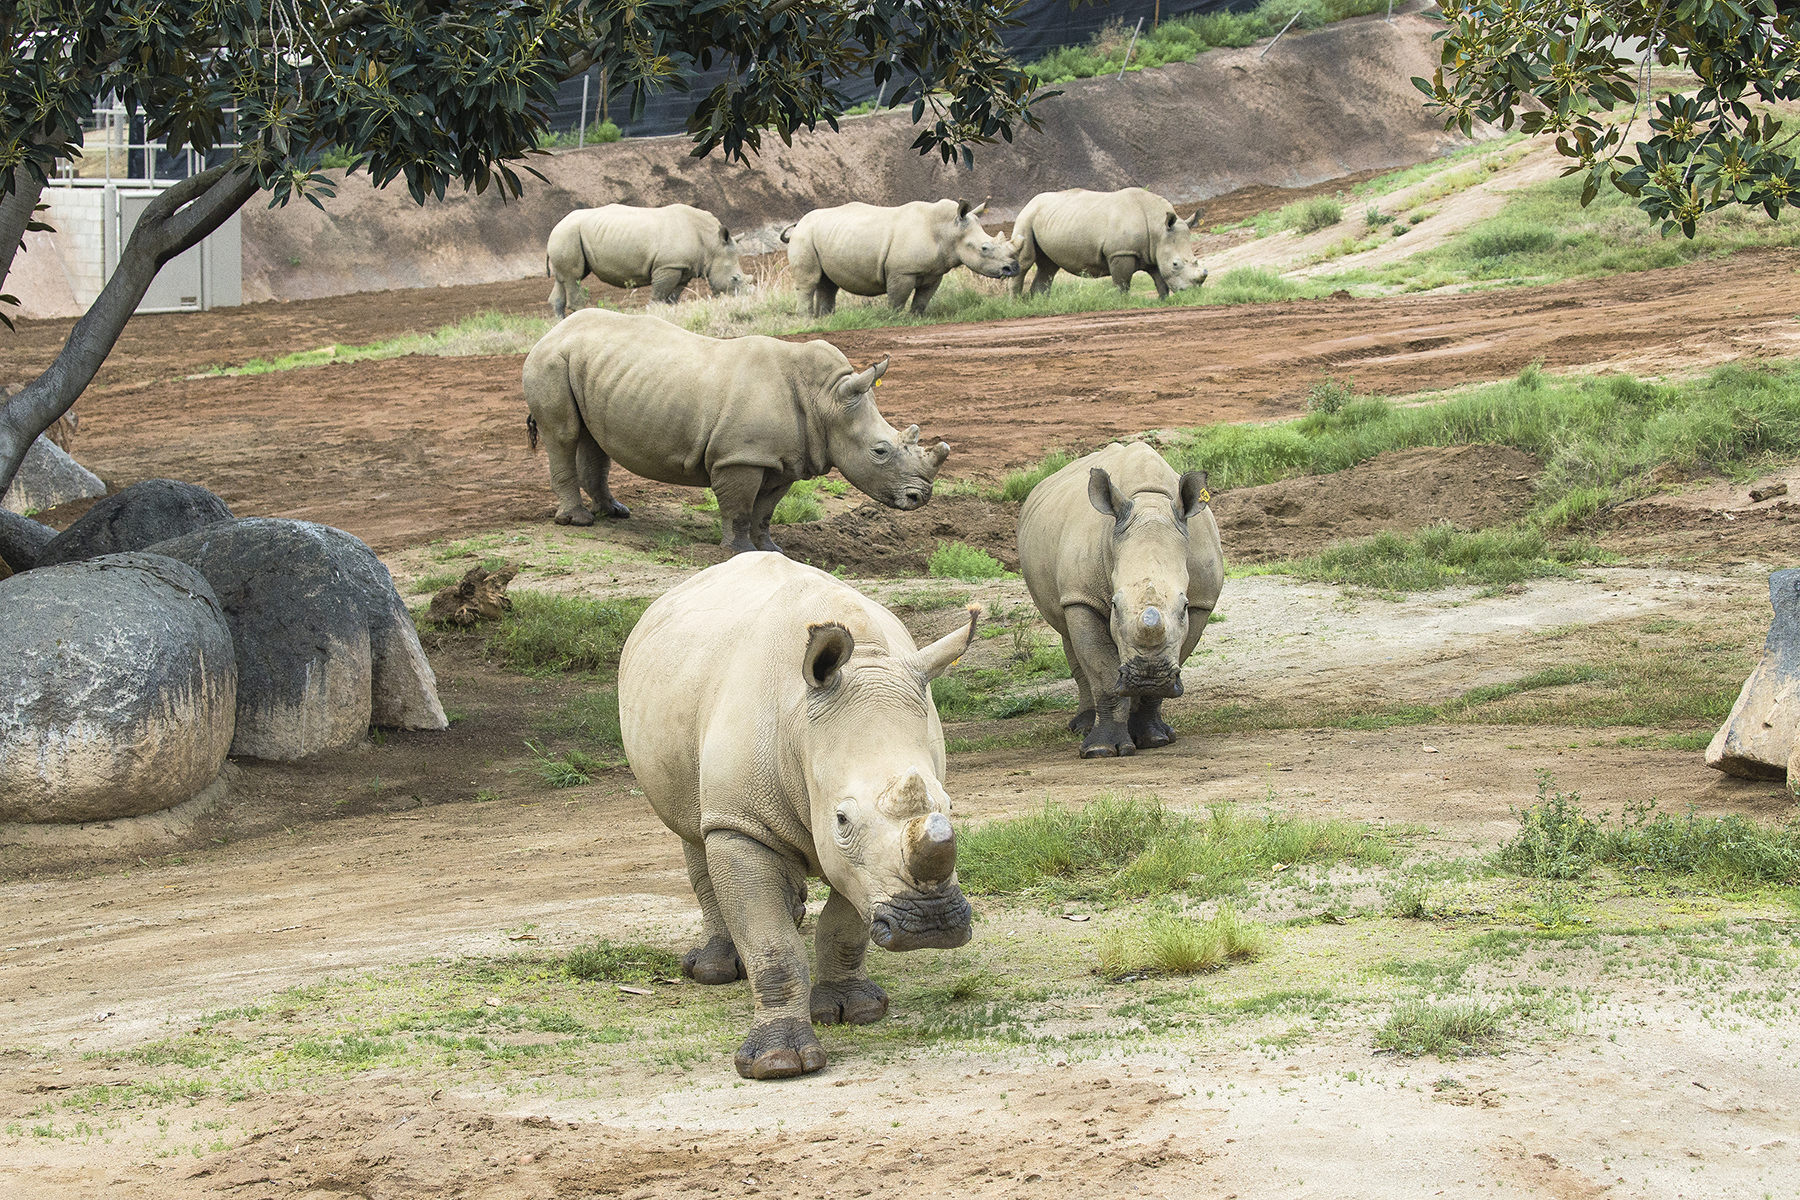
[1498,772,1599,880]
[1269,524,1584,592]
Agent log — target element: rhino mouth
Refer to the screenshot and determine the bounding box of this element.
[1116,658,1184,698]
[870,887,973,951]
[891,484,932,510]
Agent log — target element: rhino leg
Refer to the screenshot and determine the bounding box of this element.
[750,478,793,555]
[1146,266,1172,301]
[711,465,767,555]
[1108,253,1141,295]
[809,277,840,317]
[1029,260,1061,297]
[907,276,943,315]
[650,266,692,304]
[531,379,595,526]
[1066,605,1135,758]
[706,830,827,1080]
[1063,630,1098,734]
[810,889,889,1026]
[1128,696,1176,750]
[576,431,630,519]
[885,272,920,312]
[680,841,746,984]
[548,276,569,320]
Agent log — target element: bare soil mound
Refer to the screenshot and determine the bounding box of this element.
[1214,444,1542,563]
[768,493,1023,577]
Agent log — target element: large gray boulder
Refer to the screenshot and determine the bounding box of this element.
[0,507,55,573]
[1707,569,1800,780]
[32,479,233,568]
[0,553,237,823]
[148,518,447,760]
[0,434,106,516]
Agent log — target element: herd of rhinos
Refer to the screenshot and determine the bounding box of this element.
[523,187,1217,1080]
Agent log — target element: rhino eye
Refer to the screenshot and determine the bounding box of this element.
[872,443,891,461]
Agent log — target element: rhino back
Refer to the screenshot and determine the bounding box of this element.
[619,555,922,851]
[569,204,712,286]
[1029,189,1163,276]
[528,310,832,488]
[1018,442,1191,617]
[801,201,955,294]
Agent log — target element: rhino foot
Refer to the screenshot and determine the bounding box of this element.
[1128,703,1175,750]
[810,978,889,1027]
[734,1016,827,1080]
[1079,720,1136,759]
[1068,708,1097,735]
[601,499,630,519]
[682,934,746,985]
[554,506,595,527]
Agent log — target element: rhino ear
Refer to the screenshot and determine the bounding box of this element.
[1164,211,1179,231]
[1088,467,1132,524]
[911,605,981,683]
[1186,209,1204,230]
[803,622,855,690]
[719,224,733,244]
[1179,469,1211,518]
[956,198,972,220]
[837,357,889,402]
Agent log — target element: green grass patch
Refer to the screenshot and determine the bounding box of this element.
[1164,359,1800,529]
[560,940,684,983]
[1256,524,1587,592]
[1499,773,1800,887]
[522,740,607,787]
[1097,905,1271,979]
[536,120,622,148]
[1374,998,1509,1057]
[957,793,1392,902]
[929,540,1009,580]
[545,688,623,747]
[1024,0,1393,84]
[1000,450,1075,503]
[197,311,553,376]
[484,591,649,676]
[931,627,1070,721]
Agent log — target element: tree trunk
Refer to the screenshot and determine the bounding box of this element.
[0,163,261,498]
[0,172,49,301]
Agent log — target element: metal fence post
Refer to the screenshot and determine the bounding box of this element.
[1259,10,1304,60]
[1117,17,1144,81]
[579,73,589,146]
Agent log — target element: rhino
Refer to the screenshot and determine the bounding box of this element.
[546,202,746,316]
[522,308,950,553]
[1010,187,1207,299]
[782,198,1019,316]
[619,553,978,1078]
[1017,442,1224,758]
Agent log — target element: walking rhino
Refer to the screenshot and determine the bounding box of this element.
[782,198,1019,316]
[1010,187,1207,299]
[620,553,979,1079]
[522,308,949,553]
[1017,442,1224,758]
[546,202,746,316]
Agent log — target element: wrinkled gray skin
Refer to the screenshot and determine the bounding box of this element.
[1010,187,1206,300]
[546,203,747,315]
[1017,442,1224,758]
[522,308,949,554]
[619,554,978,1079]
[783,199,1020,316]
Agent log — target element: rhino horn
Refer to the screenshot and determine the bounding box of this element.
[904,809,957,885]
[929,441,950,469]
[910,604,980,682]
[902,424,921,446]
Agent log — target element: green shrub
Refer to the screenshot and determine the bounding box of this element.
[929,540,1009,580]
[1461,220,1559,259]
[1285,195,1344,235]
[1498,772,1598,879]
[1267,524,1583,592]
[1000,451,1075,502]
[1307,374,1355,414]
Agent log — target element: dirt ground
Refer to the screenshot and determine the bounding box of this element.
[7,242,1800,1197]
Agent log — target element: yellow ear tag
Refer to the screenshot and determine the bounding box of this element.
[949,656,961,667]
[874,379,882,387]
[1199,488,1213,503]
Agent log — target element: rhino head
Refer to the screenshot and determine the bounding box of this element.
[1154,209,1208,292]
[952,199,1021,280]
[705,223,749,295]
[1088,465,1212,698]
[800,614,978,951]
[825,358,950,511]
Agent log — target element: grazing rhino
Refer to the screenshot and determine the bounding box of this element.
[782,198,1019,316]
[1017,442,1224,758]
[522,308,950,553]
[1010,187,1207,300]
[619,553,978,1079]
[546,202,746,316]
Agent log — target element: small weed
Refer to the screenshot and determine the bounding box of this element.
[1306,374,1354,415]
[1499,771,1597,879]
[486,592,650,675]
[929,541,1009,581]
[562,940,683,983]
[524,740,598,788]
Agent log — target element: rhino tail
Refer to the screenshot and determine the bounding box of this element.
[779,223,796,244]
[526,414,539,452]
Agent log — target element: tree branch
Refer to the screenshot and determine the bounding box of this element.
[0,163,262,496]
[0,173,48,301]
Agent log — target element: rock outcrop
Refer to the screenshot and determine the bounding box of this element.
[1707,569,1800,781]
[0,553,237,823]
[0,507,55,573]
[0,434,106,516]
[149,518,447,760]
[33,479,234,567]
